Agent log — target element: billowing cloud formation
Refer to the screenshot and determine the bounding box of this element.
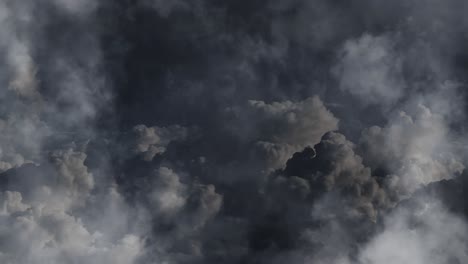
[0,1,142,263]
[0,0,108,171]
[0,1,45,172]
[116,165,223,263]
[132,125,189,161]
[234,96,338,170]
[284,132,391,221]
[359,200,468,264]
[0,148,142,264]
[333,34,405,106]
[1,0,468,263]
[360,103,464,194]
[247,96,338,148]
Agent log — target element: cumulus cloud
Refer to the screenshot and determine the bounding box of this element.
[0,0,110,171]
[358,199,468,264]
[236,96,338,170]
[132,124,189,161]
[0,148,143,264]
[149,167,187,215]
[0,195,143,264]
[147,167,222,226]
[284,132,391,221]
[360,103,464,195]
[333,34,405,107]
[247,96,338,147]
[0,1,146,263]
[121,165,223,262]
[0,1,48,171]
[2,0,468,263]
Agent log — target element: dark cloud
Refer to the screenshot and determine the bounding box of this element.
[1,0,468,263]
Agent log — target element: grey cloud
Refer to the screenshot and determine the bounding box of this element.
[239,96,338,171]
[51,0,98,15]
[132,124,189,161]
[148,167,187,216]
[284,132,391,221]
[360,103,464,195]
[49,148,94,205]
[0,0,110,172]
[253,141,300,172]
[0,1,49,171]
[0,148,143,264]
[358,199,468,264]
[141,0,191,17]
[0,1,147,263]
[2,0,468,263]
[128,166,223,263]
[332,33,405,107]
[247,96,339,147]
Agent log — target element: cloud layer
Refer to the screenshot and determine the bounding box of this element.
[1,0,468,263]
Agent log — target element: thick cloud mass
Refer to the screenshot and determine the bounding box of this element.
[284,132,391,221]
[234,96,338,170]
[132,124,189,161]
[1,0,468,263]
[333,34,405,106]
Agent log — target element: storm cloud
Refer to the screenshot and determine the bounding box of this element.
[1,0,468,263]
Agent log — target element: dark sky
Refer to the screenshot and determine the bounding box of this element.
[1,0,468,263]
